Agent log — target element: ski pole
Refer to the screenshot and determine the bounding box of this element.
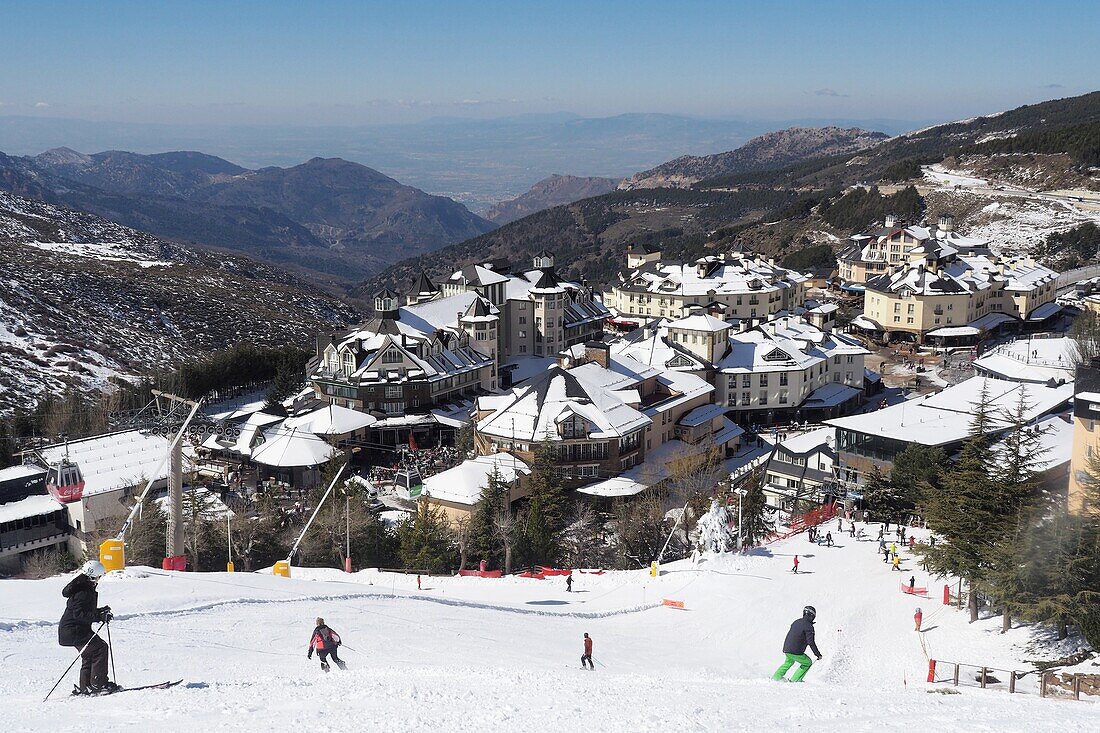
[107,620,117,685]
[44,621,107,702]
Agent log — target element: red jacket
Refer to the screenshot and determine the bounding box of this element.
[584,637,593,655]
[310,625,341,651]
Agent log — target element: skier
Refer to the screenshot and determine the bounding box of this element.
[825,532,833,548]
[772,605,822,682]
[848,523,856,538]
[909,575,916,592]
[566,574,573,592]
[909,536,916,549]
[837,518,843,531]
[877,528,884,542]
[792,555,799,574]
[882,546,890,563]
[914,607,923,632]
[581,633,594,670]
[306,617,347,672]
[890,543,898,557]
[59,560,118,695]
[892,555,901,572]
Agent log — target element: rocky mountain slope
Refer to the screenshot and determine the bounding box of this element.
[620,127,889,189]
[0,191,359,413]
[0,149,494,284]
[483,174,621,224]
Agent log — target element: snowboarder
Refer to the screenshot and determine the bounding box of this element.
[914,607,923,632]
[772,605,822,682]
[825,532,833,548]
[581,633,594,669]
[59,560,118,695]
[792,555,799,573]
[307,617,346,672]
[566,574,573,592]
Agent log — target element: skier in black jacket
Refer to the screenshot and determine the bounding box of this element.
[58,560,117,694]
[772,605,822,682]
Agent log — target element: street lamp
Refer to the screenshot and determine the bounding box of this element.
[735,487,748,551]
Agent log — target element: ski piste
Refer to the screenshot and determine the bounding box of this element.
[71,680,183,697]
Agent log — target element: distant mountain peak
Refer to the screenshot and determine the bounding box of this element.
[484,174,621,224]
[620,126,889,190]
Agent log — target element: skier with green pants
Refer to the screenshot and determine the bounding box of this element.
[772,605,822,682]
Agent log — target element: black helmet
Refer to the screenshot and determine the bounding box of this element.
[803,605,817,620]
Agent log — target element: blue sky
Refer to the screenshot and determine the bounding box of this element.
[1,0,1097,125]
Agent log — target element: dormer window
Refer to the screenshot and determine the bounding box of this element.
[342,351,356,376]
[763,348,789,363]
[560,415,587,439]
[382,348,402,364]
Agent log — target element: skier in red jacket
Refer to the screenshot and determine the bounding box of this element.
[307,617,347,672]
[581,633,594,670]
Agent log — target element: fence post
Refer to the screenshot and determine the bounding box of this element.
[1040,671,1048,698]
[927,659,936,683]
[1073,674,1081,700]
[953,664,959,686]
[943,584,950,605]
[1009,671,1016,694]
[980,667,988,689]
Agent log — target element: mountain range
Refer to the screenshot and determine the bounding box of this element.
[619,127,889,189]
[0,149,494,283]
[0,190,360,413]
[484,174,621,224]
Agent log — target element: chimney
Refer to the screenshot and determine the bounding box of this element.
[584,342,610,369]
[938,213,954,233]
[884,214,897,228]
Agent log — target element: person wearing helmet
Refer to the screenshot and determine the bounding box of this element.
[58,560,117,694]
[772,605,823,682]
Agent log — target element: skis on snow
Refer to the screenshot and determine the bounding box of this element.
[71,680,183,697]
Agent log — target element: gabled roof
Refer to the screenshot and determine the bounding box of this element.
[450,264,509,287]
[413,272,438,295]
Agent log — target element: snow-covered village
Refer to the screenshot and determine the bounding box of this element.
[2,3,1099,731]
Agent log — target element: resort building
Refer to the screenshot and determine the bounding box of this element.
[1069,359,1100,515]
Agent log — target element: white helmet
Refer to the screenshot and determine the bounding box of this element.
[82,560,106,579]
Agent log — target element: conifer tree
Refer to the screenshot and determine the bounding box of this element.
[738,466,775,548]
[468,465,507,569]
[126,494,168,567]
[396,504,455,574]
[521,439,568,565]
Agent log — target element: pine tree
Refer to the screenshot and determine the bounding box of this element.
[181,486,226,571]
[738,467,775,548]
[923,379,1002,622]
[468,465,506,569]
[396,504,454,574]
[521,440,568,565]
[126,494,168,567]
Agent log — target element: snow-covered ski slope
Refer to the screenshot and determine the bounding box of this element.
[1,525,1093,732]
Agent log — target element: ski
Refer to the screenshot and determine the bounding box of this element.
[72,680,183,697]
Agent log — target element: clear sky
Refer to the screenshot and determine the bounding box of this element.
[1,0,1097,126]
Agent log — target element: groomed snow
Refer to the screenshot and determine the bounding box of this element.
[0,525,1093,731]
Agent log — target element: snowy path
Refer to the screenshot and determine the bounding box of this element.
[1,526,1093,731]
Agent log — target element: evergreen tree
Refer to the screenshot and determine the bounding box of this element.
[468,465,507,569]
[126,494,168,567]
[922,380,1002,622]
[396,504,454,574]
[181,486,226,572]
[890,444,945,513]
[738,466,775,548]
[521,440,568,565]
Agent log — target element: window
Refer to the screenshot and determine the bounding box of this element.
[907,304,915,314]
[382,349,402,364]
[893,303,900,313]
[779,373,788,386]
[342,351,355,375]
[846,356,854,364]
[893,316,900,323]
[742,374,751,388]
[520,345,527,353]
[833,356,840,364]
[760,374,768,387]
[779,391,788,404]
[476,331,487,340]
[519,316,526,324]
[759,391,768,406]
[741,391,750,405]
[385,385,402,398]
[906,317,914,324]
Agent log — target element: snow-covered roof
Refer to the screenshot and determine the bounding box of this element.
[990,413,1073,472]
[39,430,184,497]
[616,252,808,298]
[0,464,47,483]
[0,494,63,524]
[251,427,337,468]
[826,377,1074,446]
[850,314,883,331]
[678,403,726,427]
[284,405,377,435]
[974,336,1076,384]
[500,355,558,385]
[778,426,835,456]
[421,454,531,507]
[866,254,1057,299]
[717,317,867,374]
[668,313,730,333]
[802,383,860,408]
[608,320,710,372]
[1026,302,1062,321]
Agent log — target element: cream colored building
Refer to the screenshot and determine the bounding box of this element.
[1070,368,1100,515]
[603,249,809,323]
[860,250,1059,343]
[837,214,989,288]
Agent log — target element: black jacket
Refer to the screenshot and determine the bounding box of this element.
[58,574,100,647]
[782,616,821,657]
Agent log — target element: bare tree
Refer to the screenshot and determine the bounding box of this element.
[494,507,518,574]
[454,515,471,571]
[561,501,607,569]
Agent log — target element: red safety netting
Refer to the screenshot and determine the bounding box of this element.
[762,502,840,544]
[901,583,928,596]
[538,567,573,576]
[457,569,502,578]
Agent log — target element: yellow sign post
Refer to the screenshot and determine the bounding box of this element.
[99,539,125,572]
[650,561,658,577]
[273,560,290,577]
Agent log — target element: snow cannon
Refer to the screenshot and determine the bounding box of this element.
[226,561,235,573]
[650,561,658,577]
[274,560,291,578]
[99,539,125,573]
